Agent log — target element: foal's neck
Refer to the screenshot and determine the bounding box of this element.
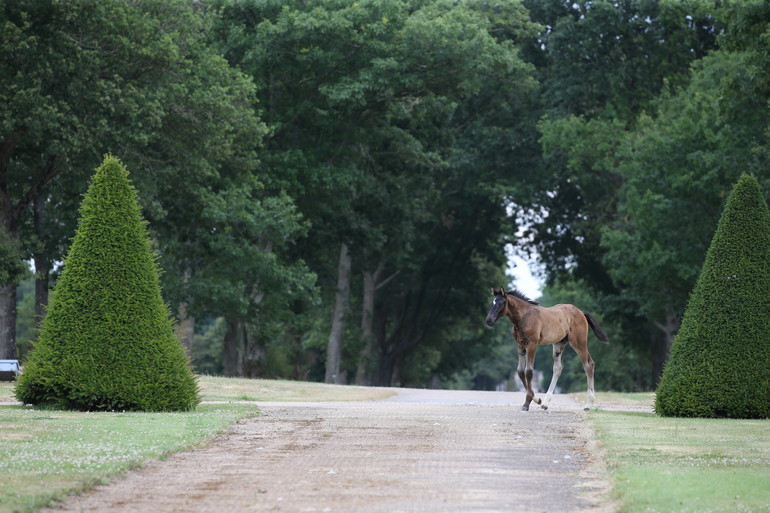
[506,295,534,324]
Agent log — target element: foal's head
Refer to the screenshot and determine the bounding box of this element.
[485,287,509,327]
[485,287,539,327]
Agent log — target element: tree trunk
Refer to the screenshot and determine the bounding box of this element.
[0,145,59,359]
[652,309,680,385]
[223,319,241,377]
[242,322,266,378]
[325,242,351,384]
[33,194,49,328]
[0,196,16,359]
[355,260,397,385]
[355,269,377,385]
[175,303,195,357]
[0,285,16,359]
[373,344,396,387]
[33,259,49,325]
[390,360,402,387]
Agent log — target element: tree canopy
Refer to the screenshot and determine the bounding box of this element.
[5,0,770,393]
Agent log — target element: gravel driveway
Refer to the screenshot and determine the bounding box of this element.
[44,388,614,513]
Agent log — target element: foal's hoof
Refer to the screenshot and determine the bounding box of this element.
[540,404,548,411]
[533,397,542,405]
[520,406,529,412]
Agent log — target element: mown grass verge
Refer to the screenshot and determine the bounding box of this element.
[588,407,770,513]
[198,375,394,402]
[572,391,655,408]
[0,376,390,513]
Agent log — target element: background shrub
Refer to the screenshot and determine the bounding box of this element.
[15,156,200,411]
[655,174,770,418]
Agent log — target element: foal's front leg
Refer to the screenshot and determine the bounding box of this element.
[517,343,540,411]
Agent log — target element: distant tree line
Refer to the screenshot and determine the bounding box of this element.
[2,0,768,391]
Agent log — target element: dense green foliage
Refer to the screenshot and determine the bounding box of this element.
[0,0,271,359]
[536,279,648,393]
[3,0,770,392]
[655,175,770,418]
[15,157,200,411]
[0,229,26,286]
[521,0,770,388]
[213,0,537,384]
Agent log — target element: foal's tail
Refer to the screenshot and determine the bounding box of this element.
[583,311,609,344]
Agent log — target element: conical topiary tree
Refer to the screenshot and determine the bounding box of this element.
[15,155,199,411]
[655,174,770,418]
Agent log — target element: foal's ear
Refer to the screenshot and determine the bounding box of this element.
[491,287,499,296]
[500,287,507,297]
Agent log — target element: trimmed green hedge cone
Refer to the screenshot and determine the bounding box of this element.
[655,174,770,419]
[15,156,200,411]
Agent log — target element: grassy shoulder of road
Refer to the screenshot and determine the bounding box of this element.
[198,375,394,402]
[0,376,391,513]
[572,391,656,408]
[586,395,770,513]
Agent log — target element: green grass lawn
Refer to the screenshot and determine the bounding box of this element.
[4,381,767,513]
[0,403,253,513]
[589,408,770,513]
[198,375,394,402]
[0,376,390,513]
[572,391,656,408]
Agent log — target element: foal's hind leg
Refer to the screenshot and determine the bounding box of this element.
[573,345,596,410]
[541,339,568,410]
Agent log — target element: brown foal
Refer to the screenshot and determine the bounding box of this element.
[485,287,609,411]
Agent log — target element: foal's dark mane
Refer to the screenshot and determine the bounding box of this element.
[508,288,540,306]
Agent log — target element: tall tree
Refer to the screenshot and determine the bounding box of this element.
[512,0,724,383]
[215,0,539,385]
[165,183,317,378]
[520,0,722,290]
[0,0,265,358]
[599,1,770,380]
[601,51,769,375]
[524,0,719,119]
